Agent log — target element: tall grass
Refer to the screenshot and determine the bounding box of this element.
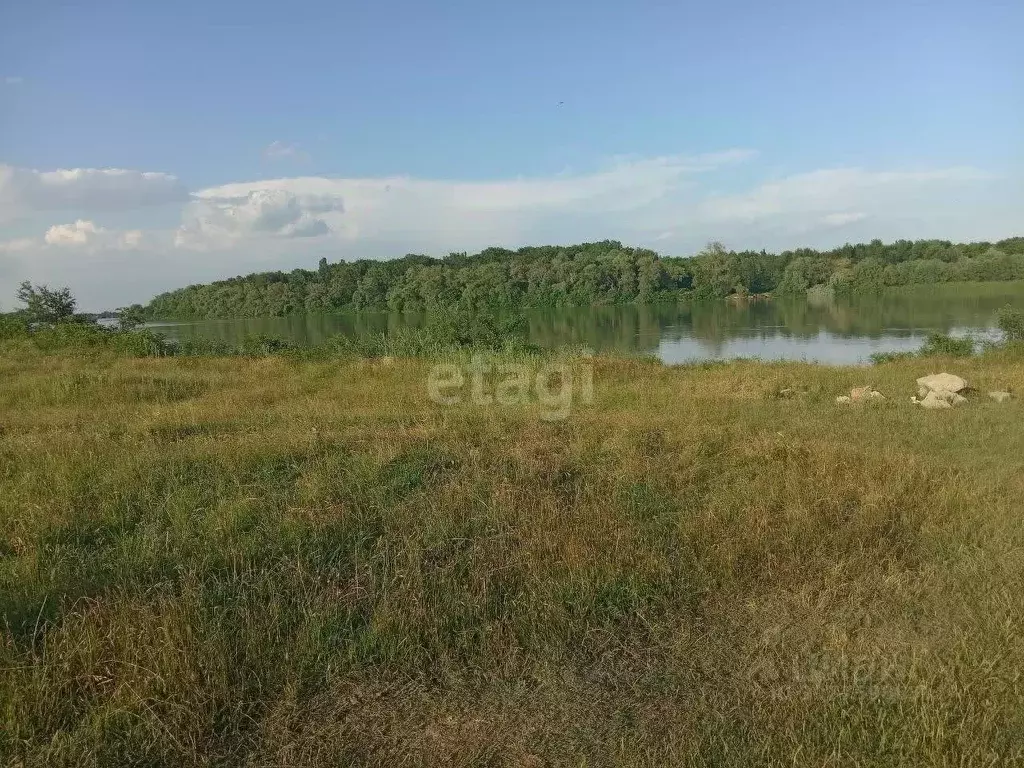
[1,351,1023,765]
[0,307,539,362]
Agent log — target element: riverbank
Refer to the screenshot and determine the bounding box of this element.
[2,352,1023,765]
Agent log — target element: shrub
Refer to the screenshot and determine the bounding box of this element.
[239,334,295,356]
[106,329,170,357]
[997,306,1024,342]
[116,304,148,331]
[28,323,118,352]
[169,337,237,356]
[423,307,535,352]
[0,315,29,341]
[918,332,974,358]
[313,310,538,360]
[28,324,170,356]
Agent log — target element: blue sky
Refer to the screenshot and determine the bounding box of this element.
[1,0,1022,308]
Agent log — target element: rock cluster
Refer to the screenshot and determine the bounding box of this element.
[910,373,1013,409]
[836,372,1013,410]
[911,373,968,409]
[910,374,964,409]
[836,385,886,404]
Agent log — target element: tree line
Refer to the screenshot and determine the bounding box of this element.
[130,235,1024,319]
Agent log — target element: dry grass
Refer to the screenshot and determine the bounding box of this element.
[1,348,1023,766]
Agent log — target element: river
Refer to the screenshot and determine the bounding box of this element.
[147,281,1024,365]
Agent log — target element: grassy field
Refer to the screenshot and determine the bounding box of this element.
[2,347,1023,766]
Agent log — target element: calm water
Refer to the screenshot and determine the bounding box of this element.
[149,282,1024,365]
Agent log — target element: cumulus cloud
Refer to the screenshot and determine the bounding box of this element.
[175,188,344,248]
[0,164,189,221]
[44,219,103,246]
[0,220,156,310]
[178,150,756,250]
[1,151,1017,310]
[42,219,145,250]
[0,220,148,256]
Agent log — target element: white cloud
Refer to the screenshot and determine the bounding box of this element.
[0,220,156,310]
[121,229,144,248]
[0,237,36,253]
[822,212,868,227]
[3,76,24,85]
[179,150,756,250]
[696,167,993,224]
[0,151,1017,310]
[175,188,343,248]
[42,219,145,250]
[0,220,149,256]
[44,219,102,246]
[263,141,309,162]
[0,164,189,222]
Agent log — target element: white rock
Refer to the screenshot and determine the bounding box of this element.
[867,390,886,402]
[989,391,1012,403]
[836,395,852,404]
[920,391,953,409]
[916,373,968,397]
[923,389,968,406]
[850,385,873,402]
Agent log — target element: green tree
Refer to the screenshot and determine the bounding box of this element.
[117,304,147,330]
[776,256,813,294]
[690,242,740,299]
[136,237,1024,318]
[16,281,78,324]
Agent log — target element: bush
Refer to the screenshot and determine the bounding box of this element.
[312,310,538,360]
[997,306,1024,342]
[168,337,237,356]
[423,307,535,352]
[0,315,29,341]
[918,332,974,358]
[28,323,121,352]
[0,320,170,356]
[105,329,170,357]
[239,334,295,356]
[4,304,541,361]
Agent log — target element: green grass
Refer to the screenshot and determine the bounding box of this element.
[1,348,1023,766]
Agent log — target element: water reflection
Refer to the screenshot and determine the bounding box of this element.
[150,282,1024,365]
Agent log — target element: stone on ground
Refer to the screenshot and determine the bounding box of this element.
[850,385,873,402]
[848,386,885,403]
[916,373,968,399]
[989,391,1012,403]
[920,391,953,410]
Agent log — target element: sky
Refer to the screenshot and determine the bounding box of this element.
[1,0,1022,310]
